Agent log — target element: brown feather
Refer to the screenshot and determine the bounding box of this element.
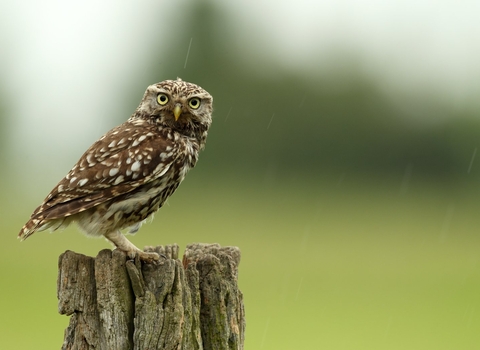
[18,79,213,250]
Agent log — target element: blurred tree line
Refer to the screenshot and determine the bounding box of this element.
[2,1,480,187]
[142,1,480,183]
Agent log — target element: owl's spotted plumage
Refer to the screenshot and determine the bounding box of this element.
[19,79,213,261]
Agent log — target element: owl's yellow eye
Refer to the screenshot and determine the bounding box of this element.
[188,98,201,109]
[157,93,169,105]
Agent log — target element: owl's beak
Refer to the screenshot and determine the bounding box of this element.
[173,104,182,121]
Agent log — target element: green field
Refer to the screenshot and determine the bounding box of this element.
[2,173,480,349]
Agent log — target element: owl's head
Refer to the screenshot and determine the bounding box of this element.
[135,79,213,140]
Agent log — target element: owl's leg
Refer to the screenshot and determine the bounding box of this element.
[104,230,160,262]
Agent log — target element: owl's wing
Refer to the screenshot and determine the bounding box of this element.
[21,120,183,236]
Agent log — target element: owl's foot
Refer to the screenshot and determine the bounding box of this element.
[104,230,160,263]
[132,250,160,263]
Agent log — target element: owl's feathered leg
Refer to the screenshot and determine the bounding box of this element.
[104,230,159,262]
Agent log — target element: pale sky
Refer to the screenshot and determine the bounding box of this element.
[1,0,479,191]
[222,0,480,103]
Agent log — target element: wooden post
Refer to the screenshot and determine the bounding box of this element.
[57,243,245,350]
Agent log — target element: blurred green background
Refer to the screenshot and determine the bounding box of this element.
[2,1,480,349]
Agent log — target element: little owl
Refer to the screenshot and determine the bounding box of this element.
[18,78,213,262]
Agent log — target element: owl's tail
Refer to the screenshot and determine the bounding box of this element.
[18,216,65,241]
[18,217,43,241]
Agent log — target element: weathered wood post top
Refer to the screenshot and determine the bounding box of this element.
[57,243,245,350]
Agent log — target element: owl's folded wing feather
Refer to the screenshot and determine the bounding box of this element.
[19,120,182,239]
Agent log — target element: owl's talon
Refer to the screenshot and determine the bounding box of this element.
[18,79,212,261]
[137,250,160,263]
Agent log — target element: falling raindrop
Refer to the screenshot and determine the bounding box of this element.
[267,113,275,129]
[468,147,477,174]
[183,38,193,69]
[294,276,304,302]
[224,107,232,123]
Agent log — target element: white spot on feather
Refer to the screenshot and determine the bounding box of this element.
[160,152,170,160]
[113,175,124,185]
[132,135,146,147]
[69,177,77,184]
[131,161,141,172]
[78,179,88,187]
[109,168,119,176]
[154,163,170,176]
